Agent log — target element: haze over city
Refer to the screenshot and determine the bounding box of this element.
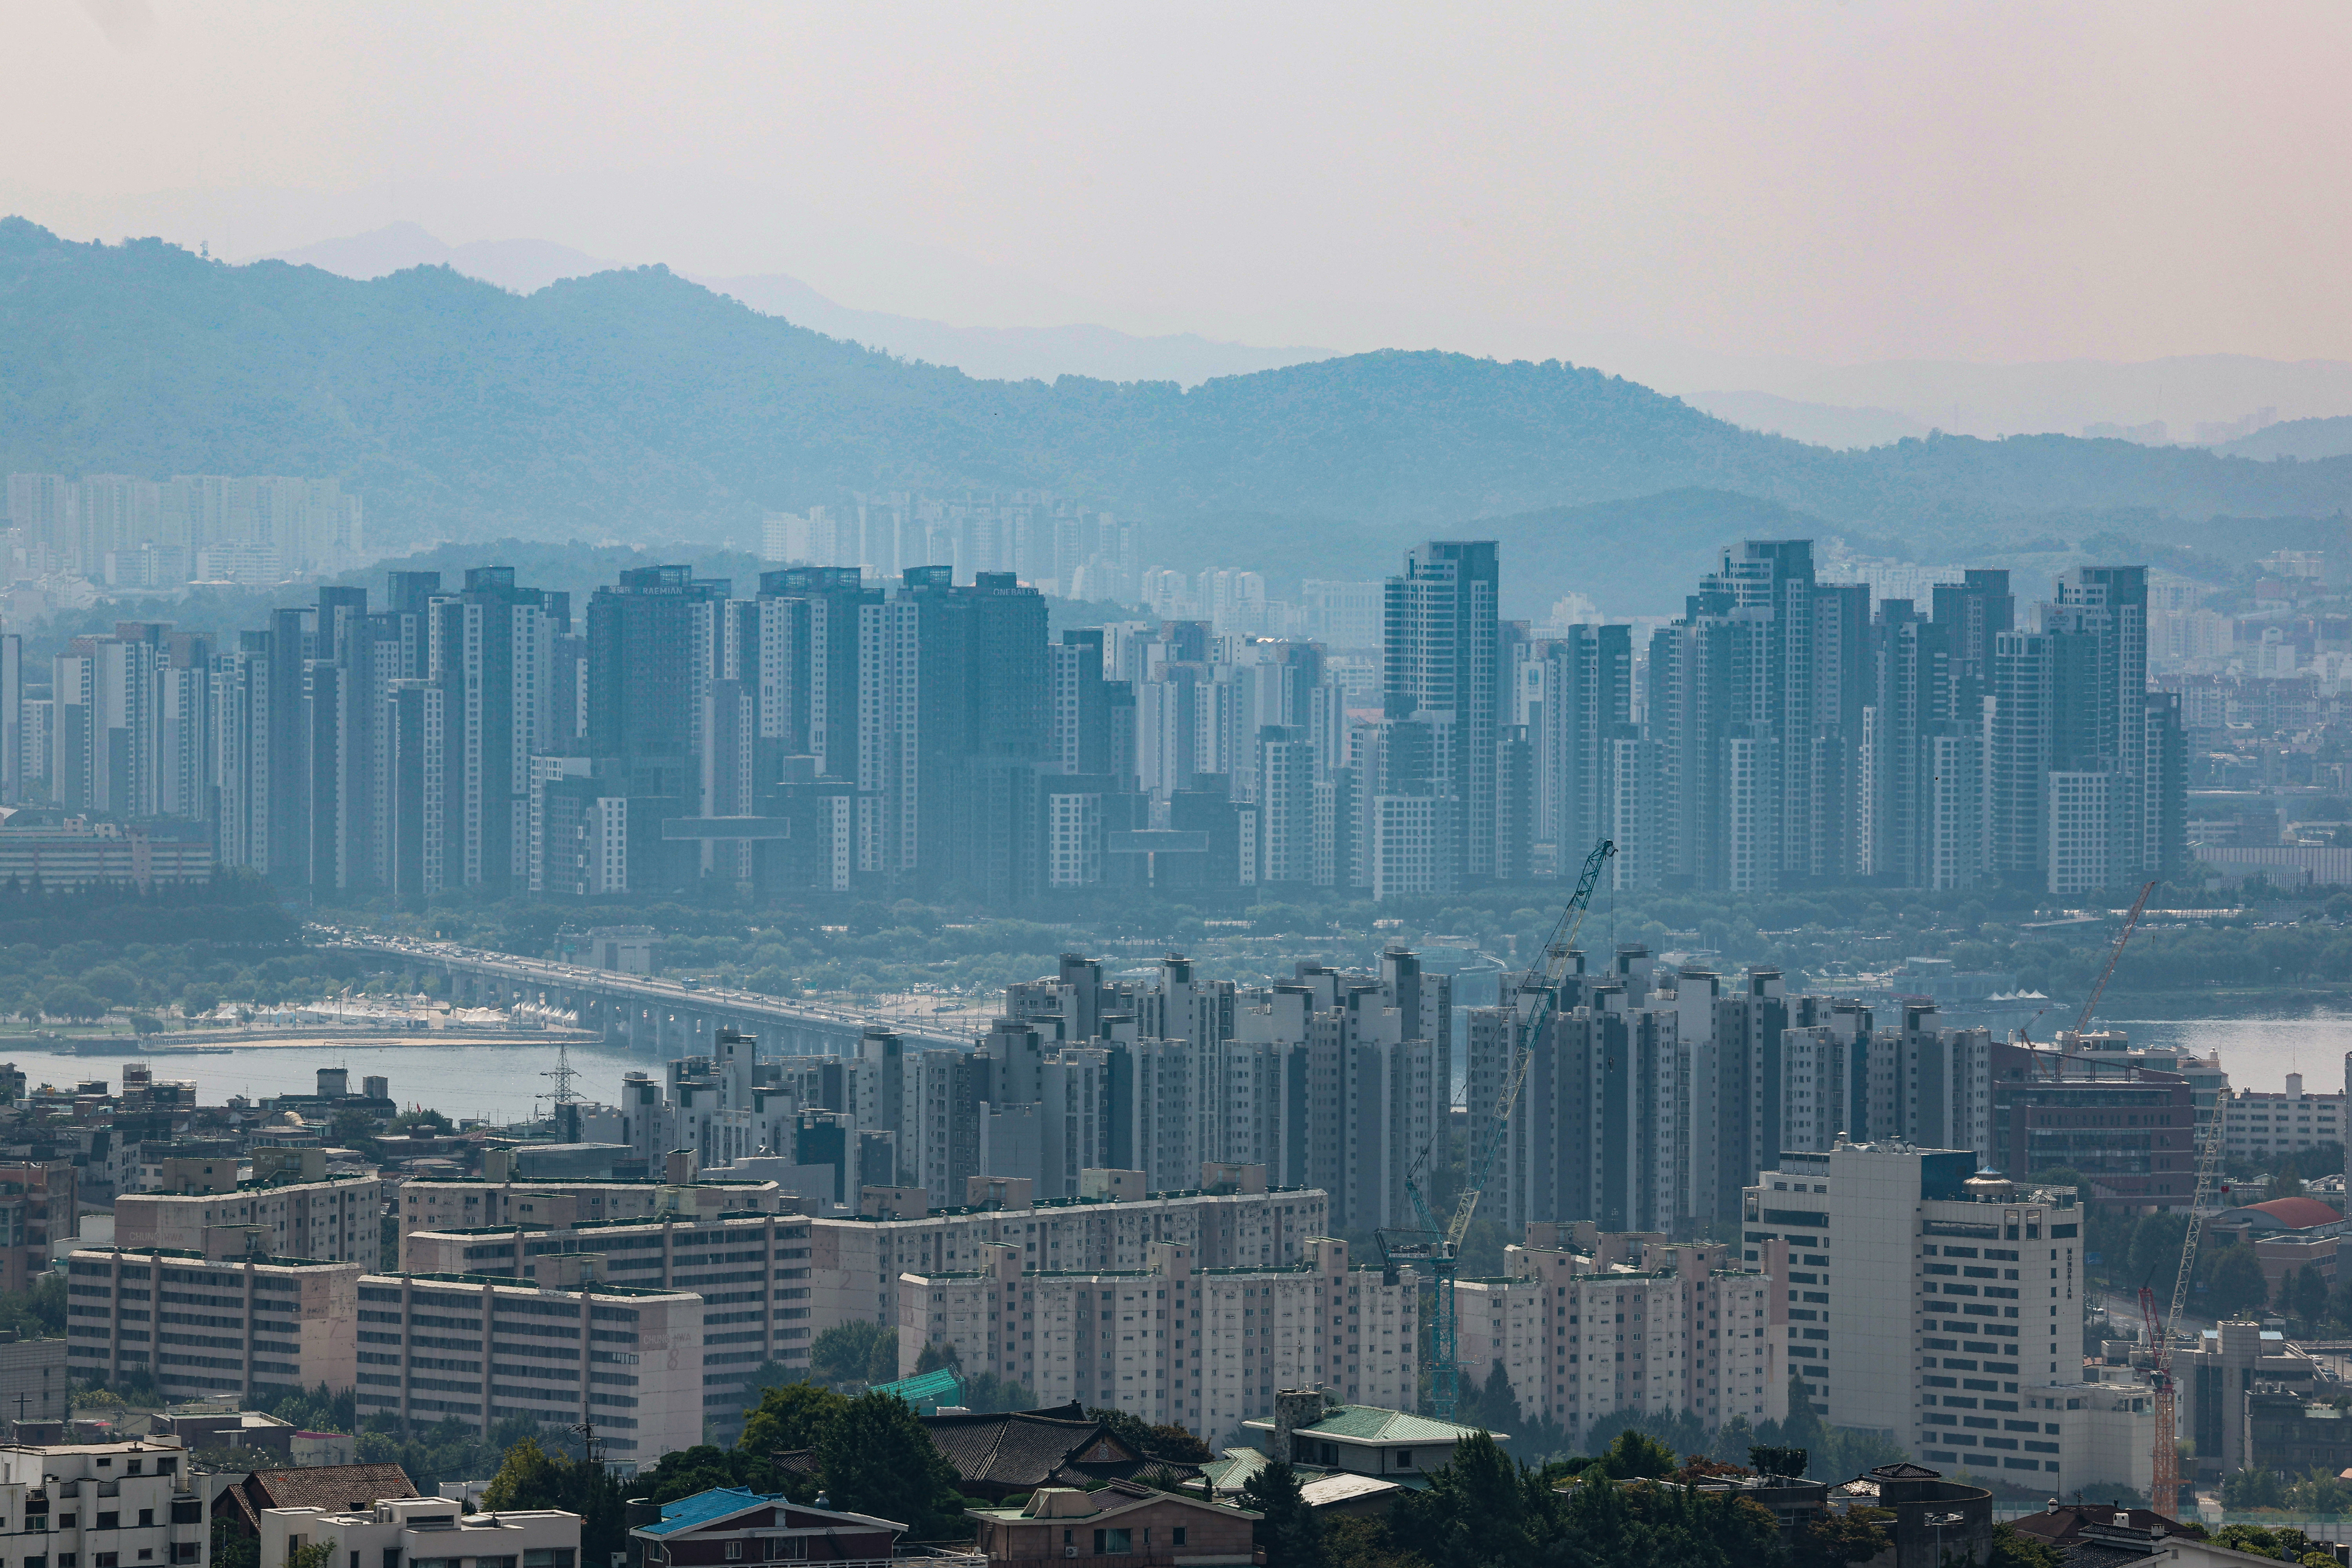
[4,5,2352,1562]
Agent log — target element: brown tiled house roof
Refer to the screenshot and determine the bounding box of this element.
[215,1463,420,1534]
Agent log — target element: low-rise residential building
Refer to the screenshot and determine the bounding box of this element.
[1452,1223,1785,1435]
[64,1246,362,1402]
[2223,1074,2344,1162]
[966,1482,1256,1568]
[259,1495,580,1568]
[115,1171,385,1266]
[2206,1195,2347,1300]
[0,815,213,890]
[400,1210,816,1420]
[914,1406,1185,1502]
[0,1436,209,1568]
[898,1236,1412,1439]
[2178,1320,2330,1472]
[353,1270,703,1463]
[213,1463,420,1536]
[629,1487,901,1568]
[1247,1389,1483,1483]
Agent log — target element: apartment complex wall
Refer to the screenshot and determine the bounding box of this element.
[353,1273,702,1460]
[399,1211,817,1419]
[115,1175,387,1266]
[898,1236,1413,1439]
[1454,1226,1784,1436]
[64,1248,360,1403]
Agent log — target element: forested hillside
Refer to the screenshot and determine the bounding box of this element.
[5,218,2350,594]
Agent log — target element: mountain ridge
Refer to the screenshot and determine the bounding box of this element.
[6,219,2352,597]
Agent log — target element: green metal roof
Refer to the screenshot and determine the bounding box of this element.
[867,1366,961,1409]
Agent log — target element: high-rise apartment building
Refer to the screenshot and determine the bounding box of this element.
[1384,541,1501,883]
[587,565,729,891]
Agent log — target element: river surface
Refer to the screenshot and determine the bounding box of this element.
[2112,1015,2352,1096]
[0,1037,656,1123]
[4,1016,2347,1122]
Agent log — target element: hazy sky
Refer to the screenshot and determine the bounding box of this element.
[7,1,2350,366]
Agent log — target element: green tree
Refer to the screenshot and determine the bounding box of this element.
[1793,1507,1891,1568]
[1318,1513,1428,1568]
[288,1544,335,1568]
[1590,1426,1676,1480]
[482,1437,566,1510]
[810,1320,897,1390]
[1389,1433,1539,1567]
[128,1013,162,1035]
[2289,1263,2330,1326]
[1143,1423,1211,1463]
[2209,1244,2273,1320]
[634,1445,793,1507]
[813,1391,965,1540]
[2129,1211,2191,1290]
[739,1380,848,1455]
[1750,1443,1808,1477]
[1456,1361,1522,1437]
[180,984,218,1019]
[82,965,141,1008]
[957,1369,1034,1414]
[2213,1522,2320,1561]
[1238,1458,1322,1568]
[39,983,103,1022]
[2223,1469,2289,1512]
[211,1517,258,1568]
[1988,1522,2067,1568]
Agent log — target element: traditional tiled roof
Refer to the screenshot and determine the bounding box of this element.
[216,1464,419,1531]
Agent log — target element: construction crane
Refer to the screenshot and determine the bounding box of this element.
[2017,880,2155,1077]
[2074,880,2157,1038]
[2140,1065,2226,1520]
[1380,837,1615,1419]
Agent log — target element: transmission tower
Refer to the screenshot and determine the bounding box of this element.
[542,1044,581,1106]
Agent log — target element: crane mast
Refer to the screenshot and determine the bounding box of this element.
[2148,1090,2226,1520]
[1385,837,1615,1419]
[2073,881,2156,1038]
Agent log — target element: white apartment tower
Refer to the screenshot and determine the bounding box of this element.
[1743,1145,2080,1487]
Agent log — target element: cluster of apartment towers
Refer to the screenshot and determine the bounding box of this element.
[0,536,2179,903]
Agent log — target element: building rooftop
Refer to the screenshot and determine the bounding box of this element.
[631,1486,901,1539]
[72,1246,344,1269]
[359,1271,697,1299]
[2231,1196,2343,1230]
[1241,1406,1486,1445]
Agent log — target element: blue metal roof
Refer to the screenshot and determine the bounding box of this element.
[639,1489,773,1537]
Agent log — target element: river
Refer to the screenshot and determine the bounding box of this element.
[2114,1015,2352,1096]
[0,1037,656,1124]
